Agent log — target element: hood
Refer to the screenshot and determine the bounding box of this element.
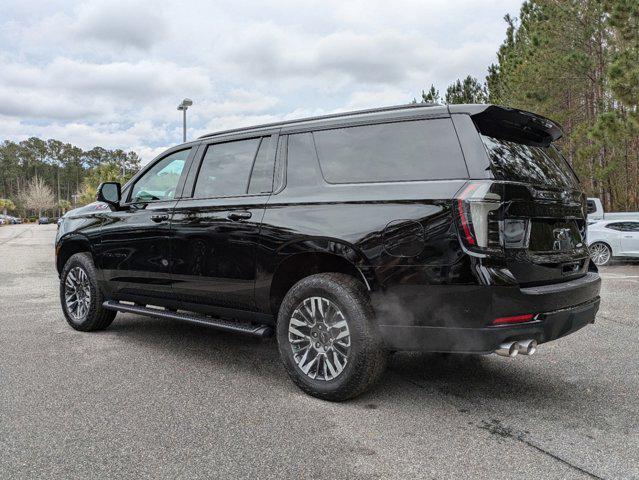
[66,201,110,218]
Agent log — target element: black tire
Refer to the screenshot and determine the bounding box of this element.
[276,273,387,401]
[60,252,116,331]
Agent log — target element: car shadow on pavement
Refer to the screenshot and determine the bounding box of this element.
[106,314,284,375]
[385,351,603,412]
[104,313,599,411]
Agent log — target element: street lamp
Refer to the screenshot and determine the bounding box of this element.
[177,98,193,143]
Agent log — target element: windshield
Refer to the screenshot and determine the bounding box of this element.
[481,135,579,189]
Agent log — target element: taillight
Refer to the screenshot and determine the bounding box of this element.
[454,181,503,254]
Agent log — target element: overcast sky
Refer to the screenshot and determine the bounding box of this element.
[0,0,521,163]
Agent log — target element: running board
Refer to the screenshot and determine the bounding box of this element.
[102,301,273,338]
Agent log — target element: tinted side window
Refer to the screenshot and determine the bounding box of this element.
[606,223,625,231]
[247,137,273,194]
[313,119,467,183]
[586,200,597,214]
[130,148,190,202]
[286,132,323,188]
[194,138,260,198]
[609,222,639,232]
[272,135,287,192]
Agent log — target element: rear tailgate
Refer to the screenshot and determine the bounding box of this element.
[471,106,591,285]
[501,183,590,285]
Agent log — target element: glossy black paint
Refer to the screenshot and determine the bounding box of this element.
[170,195,267,309]
[55,103,601,353]
[98,200,177,299]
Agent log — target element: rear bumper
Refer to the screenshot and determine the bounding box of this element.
[375,271,601,353]
[379,296,599,353]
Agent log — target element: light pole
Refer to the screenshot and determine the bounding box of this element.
[177,98,193,143]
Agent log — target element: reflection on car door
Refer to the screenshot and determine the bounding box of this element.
[98,147,195,303]
[619,222,639,254]
[170,134,278,313]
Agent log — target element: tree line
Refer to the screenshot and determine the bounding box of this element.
[0,138,140,219]
[415,0,639,212]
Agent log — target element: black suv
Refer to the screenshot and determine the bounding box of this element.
[56,104,601,400]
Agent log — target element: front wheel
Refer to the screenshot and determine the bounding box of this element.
[590,242,612,266]
[276,273,387,401]
[60,253,116,331]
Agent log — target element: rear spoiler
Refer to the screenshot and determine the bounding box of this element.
[449,104,563,147]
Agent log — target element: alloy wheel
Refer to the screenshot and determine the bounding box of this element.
[64,266,91,322]
[590,243,611,266]
[288,296,351,381]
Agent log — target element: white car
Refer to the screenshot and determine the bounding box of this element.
[588,220,639,265]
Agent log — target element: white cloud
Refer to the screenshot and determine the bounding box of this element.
[344,88,415,110]
[0,0,523,163]
[72,1,168,50]
[0,57,211,101]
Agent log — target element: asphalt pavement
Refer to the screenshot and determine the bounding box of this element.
[1,224,637,479]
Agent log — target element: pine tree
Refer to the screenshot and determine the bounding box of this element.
[444,76,488,104]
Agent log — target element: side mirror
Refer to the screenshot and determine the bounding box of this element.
[97,182,121,207]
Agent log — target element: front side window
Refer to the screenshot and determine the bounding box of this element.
[130,149,190,202]
[193,138,264,198]
[313,119,468,183]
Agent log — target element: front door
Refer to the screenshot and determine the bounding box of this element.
[97,147,194,303]
[170,134,277,311]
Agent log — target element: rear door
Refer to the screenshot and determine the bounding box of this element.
[618,222,639,254]
[472,114,590,285]
[170,132,278,311]
[500,183,589,284]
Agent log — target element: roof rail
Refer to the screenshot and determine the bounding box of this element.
[198,102,441,139]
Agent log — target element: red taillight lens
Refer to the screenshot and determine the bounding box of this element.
[457,184,479,246]
[454,181,502,254]
[491,314,534,325]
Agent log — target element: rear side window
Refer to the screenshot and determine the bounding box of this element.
[194,138,262,198]
[313,119,467,183]
[247,137,273,194]
[481,136,579,189]
[606,222,639,232]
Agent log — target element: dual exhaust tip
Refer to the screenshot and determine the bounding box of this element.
[495,339,537,357]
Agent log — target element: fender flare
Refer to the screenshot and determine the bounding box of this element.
[273,236,376,289]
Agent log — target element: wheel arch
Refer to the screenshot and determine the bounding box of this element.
[268,242,375,317]
[589,239,615,256]
[56,234,94,275]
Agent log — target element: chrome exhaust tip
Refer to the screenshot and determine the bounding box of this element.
[495,341,519,357]
[518,339,538,355]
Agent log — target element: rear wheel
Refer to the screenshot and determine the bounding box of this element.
[276,273,387,401]
[590,242,612,266]
[60,253,116,331]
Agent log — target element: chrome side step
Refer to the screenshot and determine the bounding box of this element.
[102,300,273,338]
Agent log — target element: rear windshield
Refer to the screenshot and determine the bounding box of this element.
[481,135,579,189]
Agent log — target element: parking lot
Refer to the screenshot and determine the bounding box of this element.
[1,223,637,479]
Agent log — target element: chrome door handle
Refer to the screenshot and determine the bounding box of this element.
[150,214,169,223]
[227,211,252,221]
